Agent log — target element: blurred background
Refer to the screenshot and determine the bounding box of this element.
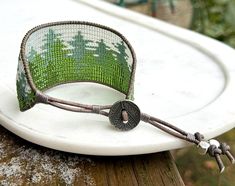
[106,0,235,185]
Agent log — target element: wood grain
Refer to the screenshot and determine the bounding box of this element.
[0,125,184,186]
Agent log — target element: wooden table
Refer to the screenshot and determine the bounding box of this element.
[0,125,184,185]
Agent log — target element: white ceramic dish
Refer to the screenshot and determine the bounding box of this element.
[0,0,235,155]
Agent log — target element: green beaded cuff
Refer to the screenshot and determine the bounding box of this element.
[17,21,136,111]
[17,21,234,173]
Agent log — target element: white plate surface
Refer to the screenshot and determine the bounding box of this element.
[0,0,235,155]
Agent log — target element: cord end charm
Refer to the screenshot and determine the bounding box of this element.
[198,141,210,155]
[197,137,235,173]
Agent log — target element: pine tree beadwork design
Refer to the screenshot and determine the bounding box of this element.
[16,56,36,110]
[17,22,135,111]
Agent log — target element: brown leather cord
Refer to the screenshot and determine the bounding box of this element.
[48,102,94,113]
[36,91,111,115]
[48,95,112,110]
[141,113,189,137]
[43,95,192,143]
[38,91,194,142]
[39,92,223,146]
[36,91,234,173]
[140,113,234,173]
[45,97,110,117]
[147,119,188,141]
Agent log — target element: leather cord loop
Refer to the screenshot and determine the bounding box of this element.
[34,96,234,173]
[139,113,234,173]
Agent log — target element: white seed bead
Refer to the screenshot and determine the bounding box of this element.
[209,139,220,148]
[198,141,210,155]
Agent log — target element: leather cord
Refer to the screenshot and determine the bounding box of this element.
[140,113,235,173]
[36,91,234,172]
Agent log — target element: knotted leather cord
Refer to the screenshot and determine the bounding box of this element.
[36,91,234,173]
[36,92,111,116]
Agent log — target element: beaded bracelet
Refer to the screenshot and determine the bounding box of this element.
[17,21,234,173]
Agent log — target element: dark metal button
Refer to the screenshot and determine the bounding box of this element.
[109,100,141,131]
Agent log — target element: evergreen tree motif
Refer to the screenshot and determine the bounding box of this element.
[17,72,31,98]
[113,41,130,71]
[93,39,118,65]
[42,29,68,62]
[91,39,122,87]
[27,47,46,89]
[27,47,37,62]
[113,41,131,92]
[42,29,61,52]
[16,61,32,97]
[94,39,110,62]
[16,60,35,110]
[41,29,75,84]
[27,47,47,90]
[41,29,60,80]
[69,31,91,62]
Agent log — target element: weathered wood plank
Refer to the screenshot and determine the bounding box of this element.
[0,125,184,186]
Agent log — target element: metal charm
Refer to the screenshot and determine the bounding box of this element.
[198,141,210,155]
[109,100,141,131]
[209,139,220,148]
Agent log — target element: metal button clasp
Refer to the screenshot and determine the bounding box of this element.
[109,100,141,131]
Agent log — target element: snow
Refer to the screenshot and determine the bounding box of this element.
[0,133,96,185]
